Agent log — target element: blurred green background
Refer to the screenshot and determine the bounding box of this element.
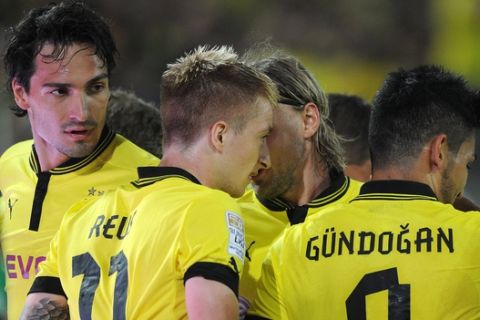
[1,0,480,198]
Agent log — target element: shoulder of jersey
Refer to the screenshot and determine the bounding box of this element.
[107,134,160,167]
[237,187,256,204]
[349,178,363,192]
[0,140,33,166]
[188,184,240,211]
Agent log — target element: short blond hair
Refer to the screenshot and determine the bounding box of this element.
[160,45,277,147]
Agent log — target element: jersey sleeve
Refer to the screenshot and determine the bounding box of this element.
[28,228,65,296]
[28,197,92,297]
[177,192,245,295]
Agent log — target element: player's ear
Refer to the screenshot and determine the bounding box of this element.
[430,133,448,172]
[302,102,320,139]
[210,121,228,152]
[12,78,30,111]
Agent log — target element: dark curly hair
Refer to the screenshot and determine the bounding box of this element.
[3,1,117,117]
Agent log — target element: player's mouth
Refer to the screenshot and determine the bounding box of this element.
[64,127,94,141]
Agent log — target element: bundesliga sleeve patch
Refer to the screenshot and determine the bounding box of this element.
[226,211,245,262]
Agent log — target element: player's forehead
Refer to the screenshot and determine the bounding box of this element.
[247,96,274,131]
[32,43,107,83]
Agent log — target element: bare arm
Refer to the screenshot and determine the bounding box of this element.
[20,293,69,320]
[186,276,239,320]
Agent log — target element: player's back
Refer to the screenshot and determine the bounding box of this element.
[254,181,480,319]
[41,167,242,319]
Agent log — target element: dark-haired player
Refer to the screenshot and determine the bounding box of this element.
[251,65,480,319]
[0,2,159,318]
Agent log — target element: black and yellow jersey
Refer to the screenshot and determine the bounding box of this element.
[251,180,480,319]
[238,171,362,315]
[31,167,245,319]
[0,128,159,319]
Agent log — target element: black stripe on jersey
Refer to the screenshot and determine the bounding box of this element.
[132,166,201,188]
[245,315,270,320]
[308,174,350,208]
[184,262,239,296]
[29,172,51,231]
[29,276,66,298]
[286,206,308,225]
[351,180,438,202]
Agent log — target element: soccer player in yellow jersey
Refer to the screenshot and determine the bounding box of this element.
[250,65,480,319]
[0,3,159,319]
[22,46,278,319]
[238,49,362,317]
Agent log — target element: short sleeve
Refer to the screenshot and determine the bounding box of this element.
[28,229,64,296]
[177,192,245,294]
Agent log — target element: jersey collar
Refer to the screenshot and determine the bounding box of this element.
[131,166,201,188]
[353,180,438,201]
[256,170,351,211]
[29,126,115,175]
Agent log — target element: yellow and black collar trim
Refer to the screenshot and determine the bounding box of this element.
[131,166,201,188]
[257,170,351,211]
[29,127,115,175]
[352,180,438,202]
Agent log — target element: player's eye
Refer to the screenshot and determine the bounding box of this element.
[50,88,68,96]
[89,83,106,94]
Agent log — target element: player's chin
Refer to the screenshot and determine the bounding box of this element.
[64,142,97,158]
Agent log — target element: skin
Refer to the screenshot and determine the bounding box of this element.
[161,95,274,199]
[21,294,68,320]
[251,102,329,205]
[12,43,110,171]
[218,96,274,198]
[439,135,476,204]
[185,277,238,320]
[345,159,372,182]
[372,134,476,205]
[251,103,305,200]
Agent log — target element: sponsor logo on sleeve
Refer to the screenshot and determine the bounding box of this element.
[226,211,245,262]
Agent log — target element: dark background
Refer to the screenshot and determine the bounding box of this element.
[1,0,480,199]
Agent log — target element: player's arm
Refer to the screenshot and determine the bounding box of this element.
[180,195,245,320]
[22,219,69,319]
[186,276,239,320]
[20,293,69,320]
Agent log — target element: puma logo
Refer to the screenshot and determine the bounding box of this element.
[8,198,18,219]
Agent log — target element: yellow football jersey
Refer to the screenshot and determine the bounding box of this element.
[238,171,362,314]
[251,180,480,319]
[0,129,159,319]
[31,167,246,319]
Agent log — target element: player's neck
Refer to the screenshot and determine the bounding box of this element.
[280,155,331,206]
[33,139,70,172]
[371,164,430,185]
[160,144,211,187]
